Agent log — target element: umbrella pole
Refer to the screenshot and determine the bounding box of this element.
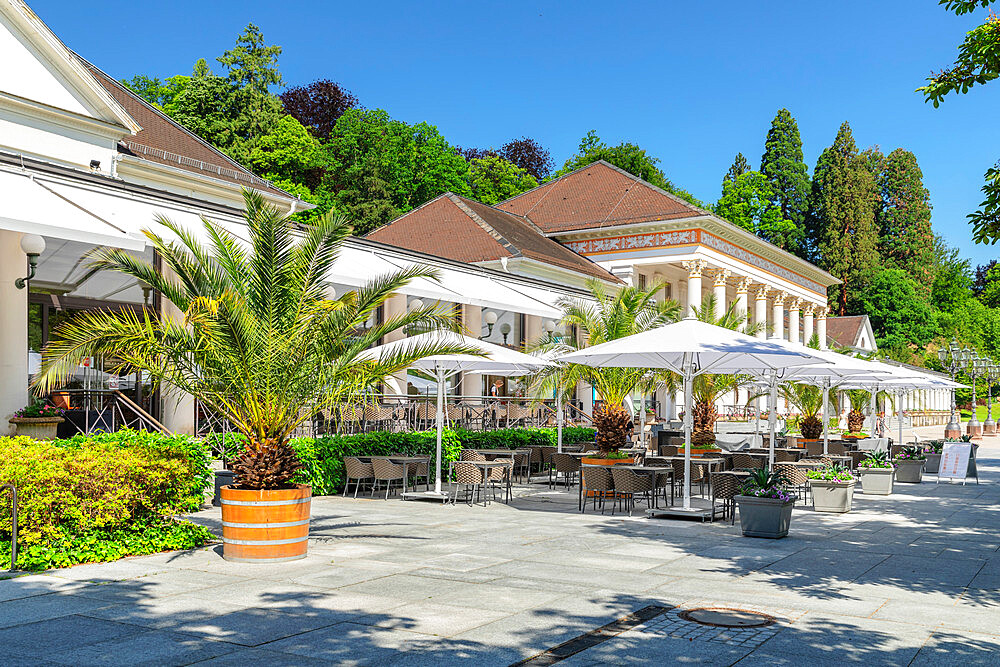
[768,371,778,469]
[898,388,904,446]
[683,362,693,511]
[822,379,830,456]
[434,365,444,495]
[556,380,564,454]
[869,390,877,437]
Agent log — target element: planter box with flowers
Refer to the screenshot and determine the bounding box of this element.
[893,446,926,484]
[689,429,722,457]
[9,399,64,440]
[735,468,796,538]
[922,440,943,474]
[807,465,856,513]
[857,450,894,495]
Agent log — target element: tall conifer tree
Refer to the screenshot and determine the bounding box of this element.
[760,109,810,256]
[723,153,751,188]
[874,148,934,293]
[809,122,880,316]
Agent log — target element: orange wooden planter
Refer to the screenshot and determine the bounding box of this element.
[220,484,311,563]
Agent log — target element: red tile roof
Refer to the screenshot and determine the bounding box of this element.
[825,315,867,348]
[366,193,619,282]
[497,160,706,233]
[83,61,298,201]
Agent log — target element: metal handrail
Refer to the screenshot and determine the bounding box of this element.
[3,485,16,571]
[112,391,169,434]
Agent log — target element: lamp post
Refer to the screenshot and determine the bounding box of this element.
[984,360,999,436]
[966,350,984,438]
[937,338,963,438]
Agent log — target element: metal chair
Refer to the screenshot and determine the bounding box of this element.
[710,472,740,524]
[611,467,653,516]
[342,457,374,498]
[372,458,406,499]
[550,452,582,489]
[580,465,614,513]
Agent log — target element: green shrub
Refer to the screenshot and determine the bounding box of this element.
[0,433,211,554]
[211,426,595,496]
[1,521,213,571]
[51,429,212,512]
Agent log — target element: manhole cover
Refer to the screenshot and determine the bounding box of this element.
[678,607,776,628]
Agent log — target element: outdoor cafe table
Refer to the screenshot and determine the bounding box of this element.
[664,456,725,498]
[578,464,674,510]
[361,455,431,497]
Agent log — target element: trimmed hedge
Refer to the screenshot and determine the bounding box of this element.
[0,430,214,570]
[211,426,595,496]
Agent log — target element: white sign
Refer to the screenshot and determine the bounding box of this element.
[938,443,972,483]
[107,376,119,390]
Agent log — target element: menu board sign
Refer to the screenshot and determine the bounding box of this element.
[938,443,972,483]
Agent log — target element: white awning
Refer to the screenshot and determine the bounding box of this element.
[0,169,145,250]
[329,243,565,318]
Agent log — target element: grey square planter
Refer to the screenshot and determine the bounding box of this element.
[735,495,795,539]
[810,479,855,513]
[858,467,894,495]
[924,452,941,474]
[894,459,925,484]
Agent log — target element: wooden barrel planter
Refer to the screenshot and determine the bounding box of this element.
[220,484,311,562]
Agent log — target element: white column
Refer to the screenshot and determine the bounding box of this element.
[159,266,195,435]
[524,314,544,349]
[788,298,801,345]
[0,231,28,434]
[772,292,787,340]
[735,277,751,332]
[712,269,730,321]
[462,304,482,398]
[816,307,828,349]
[610,265,635,287]
[753,284,769,340]
[682,259,706,318]
[803,305,815,346]
[380,294,408,395]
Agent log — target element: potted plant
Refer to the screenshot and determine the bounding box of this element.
[582,449,635,466]
[735,468,796,538]
[32,191,470,562]
[807,465,855,513]
[893,445,926,483]
[8,399,64,439]
[923,440,943,474]
[841,431,870,441]
[857,450,895,495]
[689,429,722,456]
[780,383,823,447]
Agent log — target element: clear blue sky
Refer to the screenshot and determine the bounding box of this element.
[34,0,1000,269]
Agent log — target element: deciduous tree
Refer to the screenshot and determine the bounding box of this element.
[467,154,538,205]
[714,171,801,250]
[280,79,359,139]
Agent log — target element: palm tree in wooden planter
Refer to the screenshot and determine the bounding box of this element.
[33,190,473,561]
[531,279,681,456]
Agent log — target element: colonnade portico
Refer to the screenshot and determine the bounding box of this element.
[679,258,828,348]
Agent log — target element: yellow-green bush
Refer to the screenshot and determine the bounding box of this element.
[0,434,211,566]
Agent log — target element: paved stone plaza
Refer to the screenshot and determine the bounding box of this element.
[2,436,999,665]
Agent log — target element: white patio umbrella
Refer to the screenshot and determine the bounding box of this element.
[754,344,899,455]
[558,319,828,511]
[839,370,967,448]
[362,331,553,498]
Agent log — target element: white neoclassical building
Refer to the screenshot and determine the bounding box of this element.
[0,0,950,435]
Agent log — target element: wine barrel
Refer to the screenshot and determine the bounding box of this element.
[220,484,311,562]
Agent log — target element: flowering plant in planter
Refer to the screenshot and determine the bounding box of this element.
[603,450,633,460]
[806,465,853,482]
[923,440,944,454]
[739,468,794,501]
[894,445,926,462]
[13,400,64,418]
[857,450,895,469]
[842,431,870,439]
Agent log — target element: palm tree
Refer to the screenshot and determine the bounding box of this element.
[780,382,823,438]
[530,279,681,455]
[34,190,473,489]
[844,388,894,435]
[685,293,762,436]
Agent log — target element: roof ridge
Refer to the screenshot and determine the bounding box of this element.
[448,194,523,258]
[77,55,303,202]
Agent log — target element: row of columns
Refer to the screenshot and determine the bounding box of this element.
[681,259,827,347]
